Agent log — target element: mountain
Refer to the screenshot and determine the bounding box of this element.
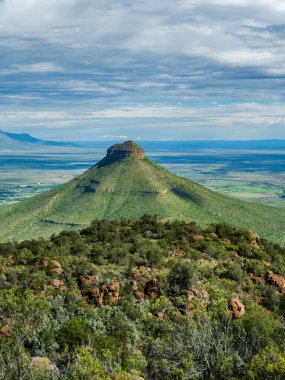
[1,140,285,243]
[0,130,75,150]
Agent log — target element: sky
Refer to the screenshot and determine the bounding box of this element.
[1,0,285,140]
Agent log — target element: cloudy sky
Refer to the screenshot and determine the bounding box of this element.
[1,0,285,140]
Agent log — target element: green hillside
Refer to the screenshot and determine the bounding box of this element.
[1,217,285,379]
[1,141,285,244]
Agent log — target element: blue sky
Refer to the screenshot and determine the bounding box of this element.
[1,0,285,140]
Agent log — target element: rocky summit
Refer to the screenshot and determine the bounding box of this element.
[106,140,145,161]
[1,141,285,243]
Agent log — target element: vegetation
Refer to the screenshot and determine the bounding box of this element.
[1,143,285,245]
[0,215,285,379]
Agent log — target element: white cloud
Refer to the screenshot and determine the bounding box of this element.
[1,0,285,139]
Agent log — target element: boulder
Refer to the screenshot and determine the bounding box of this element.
[51,260,61,268]
[266,271,285,293]
[108,282,120,293]
[0,324,12,337]
[51,279,66,291]
[88,282,120,306]
[89,287,104,307]
[108,291,119,304]
[131,268,140,281]
[250,231,260,242]
[131,280,138,291]
[192,234,204,241]
[228,298,245,319]
[107,282,120,305]
[144,279,160,299]
[31,357,58,372]
[251,241,260,250]
[51,267,63,275]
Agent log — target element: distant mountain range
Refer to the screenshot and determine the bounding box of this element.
[1,140,285,244]
[0,130,76,150]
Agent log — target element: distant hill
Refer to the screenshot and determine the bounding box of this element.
[1,140,285,244]
[0,130,76,150]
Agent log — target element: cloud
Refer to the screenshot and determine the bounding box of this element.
[0,0,285,139]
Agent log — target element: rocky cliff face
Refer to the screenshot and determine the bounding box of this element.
[106,141,145,161]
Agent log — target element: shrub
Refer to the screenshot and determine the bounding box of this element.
[167,261,195,295]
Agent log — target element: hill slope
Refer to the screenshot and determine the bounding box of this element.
[0,217,285,379]
[0,130,74,150]
[1,140,285,243]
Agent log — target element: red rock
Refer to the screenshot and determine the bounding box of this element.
[251,241,260,250]
[209,232,218,239]
[51,279,66,291]
[88,282,120,306]
[228,298,245,319]
[108,282,120,293]
[193,234,204,241]
[0,324,12,337]
[250,231,260,242]
[266,271,285,293]
[51,268,63,275]
[51,260,61,268]
[224,239,232,245]
[89,288,104,307]
[132,268,140,281]
[131,280,138,291]
[100,284,109,293]
[108,291,119,304]
[42,260,49,267]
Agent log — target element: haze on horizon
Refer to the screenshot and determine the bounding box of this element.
[1,0,285,141]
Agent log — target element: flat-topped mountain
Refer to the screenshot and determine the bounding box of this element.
[1,141,285,243]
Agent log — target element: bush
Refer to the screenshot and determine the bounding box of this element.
[167,261,195,295]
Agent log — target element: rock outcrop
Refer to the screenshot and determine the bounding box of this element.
[228,298,245,319]
[51,279,66,291]
[88,282,120,306]
[0,324,12,337]
[266,271,285,293]
[105,141,145,162]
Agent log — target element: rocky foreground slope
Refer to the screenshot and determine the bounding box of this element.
[0,217,285,379]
